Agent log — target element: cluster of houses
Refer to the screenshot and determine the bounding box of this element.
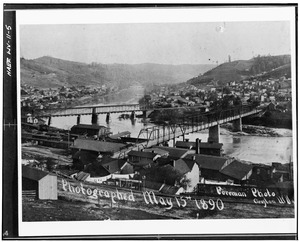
[52,134,293,195]
[143,75,292,112]
[21,84,111,110]
[22,119,293,200]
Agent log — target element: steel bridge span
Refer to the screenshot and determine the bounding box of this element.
[112,105,261,159]
[37,104,145,117]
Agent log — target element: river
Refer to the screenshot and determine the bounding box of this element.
[49,85,293,165]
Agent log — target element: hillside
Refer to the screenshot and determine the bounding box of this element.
[20,56,214,89]
[187,55,291,87]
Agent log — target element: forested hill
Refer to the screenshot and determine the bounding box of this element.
[187,55,291,87]
[20,56,214,89]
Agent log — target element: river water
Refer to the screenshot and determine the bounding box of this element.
[49,85,293,165]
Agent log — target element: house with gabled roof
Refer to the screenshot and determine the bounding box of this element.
[101,157,134,175]
[185,154,233,181]
[82,162,112,183]
[22,166,57,200]
[173,159,199,192]
[219,160,253,184]
[127,150,160,170]
[72,150,98,170]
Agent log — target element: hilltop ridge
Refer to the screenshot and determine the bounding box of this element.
[20,56,214,89]
[187,55,291,87]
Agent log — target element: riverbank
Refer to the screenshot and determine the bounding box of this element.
[220,124,292,137]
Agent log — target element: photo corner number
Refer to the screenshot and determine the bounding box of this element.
[2,230,9,237]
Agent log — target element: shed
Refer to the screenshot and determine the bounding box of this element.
[22,166,57,200]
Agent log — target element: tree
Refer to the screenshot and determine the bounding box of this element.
[223,86,232,95]
[45,157,57,172]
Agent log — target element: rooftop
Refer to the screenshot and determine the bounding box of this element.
[128,150,158,159]
[22,166,55,181]
[175,141,196,149]
[184,154,230,171]
[200,142,223,149]
[76,171,90,181]
[220,160,253,180]
[174,159,193,175]
[144,148,169,156]
[71,124,107,130]
[153,146,194,159]
[72,150,98,165]
[72,139,126,153]
[109,131,131,139]
[101,157,127,174]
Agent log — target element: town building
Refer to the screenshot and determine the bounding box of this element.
[219,160,253,184]
[71,139,126,157]
[22,166,57,200]
[184,154,232,182]
[70,124,111,139]
[127,150,160,169]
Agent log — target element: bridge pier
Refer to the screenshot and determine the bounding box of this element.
[91,108,98,125]
[48,116,52,126]
[77,115,81,125]
[232,118,242,132]
[106,113,110,123]
[208,125,220,143]
[142,110,147,119]
[130,111,136,120]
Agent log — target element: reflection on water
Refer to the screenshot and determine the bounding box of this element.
[233,137,241,144]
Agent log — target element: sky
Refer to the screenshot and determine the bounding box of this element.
[20,21,291,65]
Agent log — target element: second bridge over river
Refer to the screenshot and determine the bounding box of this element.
[38,103,145,117]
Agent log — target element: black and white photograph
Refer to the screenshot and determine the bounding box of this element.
[2,4,298,239]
